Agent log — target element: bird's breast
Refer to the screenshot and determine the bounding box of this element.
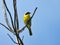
[23,15,30,22]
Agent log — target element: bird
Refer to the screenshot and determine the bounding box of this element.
[23,12,32,36]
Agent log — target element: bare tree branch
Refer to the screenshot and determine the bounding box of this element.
[2,0,15,34]
[18,7,38,33]
[0,23,14,34]
[15,33,24,45]
[2,0,14,29]
[31,7,38,20]
[7,33,18,44]
[13,0,19,30]
[13,0,23,45]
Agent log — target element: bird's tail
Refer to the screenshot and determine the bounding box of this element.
[28,27,32,36]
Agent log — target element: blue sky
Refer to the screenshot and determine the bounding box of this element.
[0,0,60,45]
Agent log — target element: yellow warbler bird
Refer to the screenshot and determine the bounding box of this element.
[23,12,32,36]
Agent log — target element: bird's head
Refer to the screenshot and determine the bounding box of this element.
[25,12,31,15]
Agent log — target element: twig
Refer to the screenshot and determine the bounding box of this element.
[7,33,18,44]
[13,0,19,30]
[31,7,38,20]
[2,0,15,34]
[0,23,14,34]
[2,0,14,29]
[15,34,24,45]
[13,0,23,45]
